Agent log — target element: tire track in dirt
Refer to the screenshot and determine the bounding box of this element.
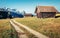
[10,20,28,38]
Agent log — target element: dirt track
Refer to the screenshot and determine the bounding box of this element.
[10,20,49,38]
[10,20,28,38]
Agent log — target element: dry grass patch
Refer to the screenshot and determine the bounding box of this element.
[14,17,60,38]
[0,19,17,38]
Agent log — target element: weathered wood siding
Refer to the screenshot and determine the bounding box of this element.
[37,12,56,18]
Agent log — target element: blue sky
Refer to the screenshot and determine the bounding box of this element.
[0,0,60,13]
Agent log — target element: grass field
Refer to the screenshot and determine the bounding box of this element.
[14,17,60,38]
[0,19,18,38]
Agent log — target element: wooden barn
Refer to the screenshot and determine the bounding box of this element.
[35,6,58,18]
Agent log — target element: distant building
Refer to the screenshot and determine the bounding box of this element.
[24,13,33,17]
[35,6,58,18]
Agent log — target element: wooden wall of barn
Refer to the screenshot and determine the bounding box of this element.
[37,12,56,18]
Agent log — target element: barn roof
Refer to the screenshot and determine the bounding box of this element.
[35,6,58,13]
